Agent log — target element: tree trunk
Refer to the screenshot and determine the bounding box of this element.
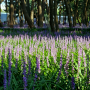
[64,0,72,27]
[50,0,55,32]
[42,0,46,24]
[30,0,35,28]
[36,1,38,25]
[38,0,43,27]
[58,2,61,24]
[62,0,64,25]
[84,0,89,27]
[73,0,79,27]
[77,12,81,26]
[20,0,35,28]
[9,0,14,28]
[54,0,59,32]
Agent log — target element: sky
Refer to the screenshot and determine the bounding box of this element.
[1,2,6,11]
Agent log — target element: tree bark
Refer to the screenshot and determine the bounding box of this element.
[38,0,43,27]
[73,0,79,27]
[30,0,35,28]
[9,0,14,28]
[50,0,55,32]
[58,2,62,24]
[54,0,59,32]
[84,0,89,27]
[20,0,35,28]
[42,0,46,23]
[64,0,72,27]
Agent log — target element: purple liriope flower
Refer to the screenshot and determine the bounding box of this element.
[33,73,38,90]
[1,55,3,72]
[33,34,37,42]
[57,54,62,82]
[15,59,18,71]
[71,77,75,90]
[86,54,89,85]
[64,49,70,77]
[36,57,40,73]
[42,43,45,64]
[5,46,8,59]
[72,53,74,75]
[16,45,19,60]
[27,56,31,78]
[23,59,27,90]
[3,69,7,90]
[24,49,28,65]
[77,48,82,80]
[83,50,86,76]
[8,48,12,87]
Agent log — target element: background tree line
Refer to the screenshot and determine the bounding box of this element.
[0,0,90,33]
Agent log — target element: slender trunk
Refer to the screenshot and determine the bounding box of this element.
[73,0,79,27]
[36,1,38,25]
[50,0,55,32]
[59,2,61,24]
[64,0,72,27]
[89,13,90,23]
[84,0,89,27]
[77,12,81,26]
[9,0,14,28]
[42,0,46,24]
[38,0,43,27]
[54,0,59,32]
[62,0,64,25]
[20,0,35,28]
[30,0,35,28]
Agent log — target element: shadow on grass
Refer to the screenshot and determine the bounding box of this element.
[0,26,90,39]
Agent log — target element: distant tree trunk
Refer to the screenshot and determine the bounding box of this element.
[84,0,89,27]
[27,0,30,17]
[20,0,35,28]
[42,0,46,24]
[30,0,35,28]
[89,13,90,23]
[49,0,55,32]
[58,2,61,24]
[62,0,64,25]
[64,0,72,27]
[38,0,43,27]
[14,0,18,25]
[36,1,38,25]
[73,0,79,27]
[54,0,59,32]
[9,0,14,28]
[77,12,81,26]
[45,0,50,26]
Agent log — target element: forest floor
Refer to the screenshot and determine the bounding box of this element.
[2,22,90,30]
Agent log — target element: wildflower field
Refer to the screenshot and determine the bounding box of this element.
[0,24,90,90]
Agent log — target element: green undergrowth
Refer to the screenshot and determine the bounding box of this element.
[0,26,90,38]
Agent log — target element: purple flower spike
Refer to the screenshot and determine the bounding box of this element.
[27,56,31,78]
[57,54,62,83]
[71,77,75,90]
[1,55,3,72]
[8,48,12,87]
[15,59,18,71]
[3,69,7,90]
[36,57,40,73]
[23,60,27,90]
